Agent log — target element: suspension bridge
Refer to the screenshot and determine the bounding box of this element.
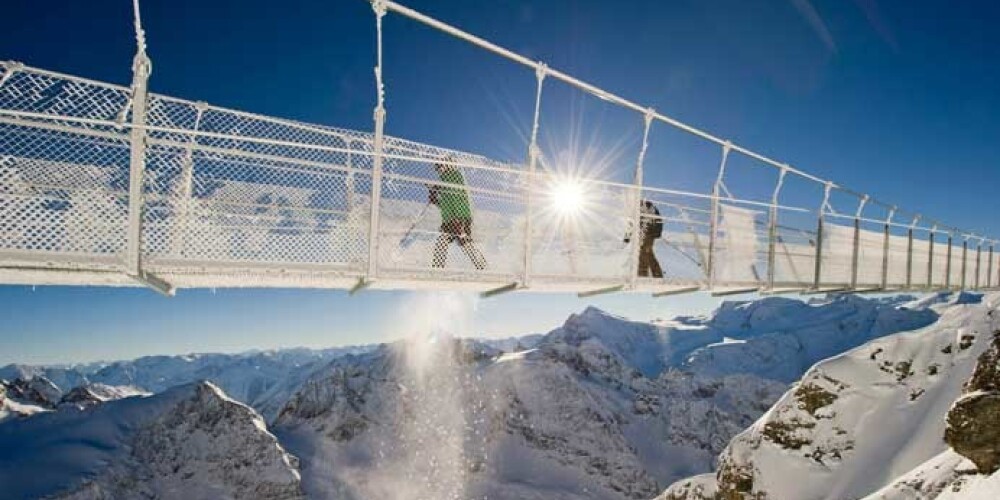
[0,0,996,298]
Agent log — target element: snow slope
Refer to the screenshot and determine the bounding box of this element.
[865,450,1000,499]
[0,381,302,499]
[863,323,1000,500]
[661,292,998,500]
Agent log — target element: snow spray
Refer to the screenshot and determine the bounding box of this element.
[382,291,479,500]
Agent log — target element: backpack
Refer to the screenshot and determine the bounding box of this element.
[645,203,663,239]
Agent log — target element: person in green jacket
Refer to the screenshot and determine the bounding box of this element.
[429,156,487,270]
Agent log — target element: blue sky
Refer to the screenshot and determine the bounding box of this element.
[2,0,999,364]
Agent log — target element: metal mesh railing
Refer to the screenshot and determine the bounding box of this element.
[0,61,995,295]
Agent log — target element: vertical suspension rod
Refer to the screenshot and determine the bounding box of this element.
[812,182,833,290]
[176,101,207,258]
[850,195,868,289]
[927,225,936,289]
[986,241,993,288]
[522,63,547,288]
[766,167,788,290]
[945,234,953,289]
[628,108,656,289]
[880,206,896,290]
[975,239,983,290]
[366,0,388,281]
[961,237,968,290]
[905,215,919,289]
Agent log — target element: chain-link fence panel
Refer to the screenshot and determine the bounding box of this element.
[142,96,373,274]
[0,66,131,270]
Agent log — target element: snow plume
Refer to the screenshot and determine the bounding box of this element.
[379,292,479,500]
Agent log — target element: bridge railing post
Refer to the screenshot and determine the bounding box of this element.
[975,239,983,289]
[850,195,868,289]
[988,243,994,289]
[628,109,655,289]
[960,237,968,290]
[945,234,953,289]
[174,101,206,259]
[880,206,896,290]
[366,0,388,283]
[927,224,937,290]
[812,182,833,290]
[706,142,731,290]
[522,63,547,289]
[905,215,919,290]
[766,167,788,291]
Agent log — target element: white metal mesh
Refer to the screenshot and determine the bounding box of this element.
[0,66,131,269]
[0,63,992,293]
[712,203,762,286]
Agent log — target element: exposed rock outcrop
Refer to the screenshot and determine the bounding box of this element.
[945,330,1000,474]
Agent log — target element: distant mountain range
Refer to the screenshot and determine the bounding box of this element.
[6,293,997,499]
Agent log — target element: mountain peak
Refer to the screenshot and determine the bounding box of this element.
[0,380,303,499]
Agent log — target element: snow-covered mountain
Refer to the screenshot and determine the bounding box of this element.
[57,382,150,410]
[272,294,939,499]
[660,292,999,500]
[0,364,91,393]
[1,345,375,420]
[0,381,303,499]
[0,377,56,422]
[0,293,958,499]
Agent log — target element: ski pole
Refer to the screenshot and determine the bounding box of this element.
[399,201,432,246]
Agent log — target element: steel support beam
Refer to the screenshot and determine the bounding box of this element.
[578,284,625,298]
[480,282,520,299]
[132,271,174,297]
[348,276,371,295]
[652,285,701,298]
[712,287,760,297]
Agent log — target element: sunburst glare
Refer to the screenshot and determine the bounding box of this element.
[548,178,587,216]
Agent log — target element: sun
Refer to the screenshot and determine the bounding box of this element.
[548,178,587,216]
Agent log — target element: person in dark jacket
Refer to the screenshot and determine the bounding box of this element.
[429,157,487,270]
[625,199,664,278]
